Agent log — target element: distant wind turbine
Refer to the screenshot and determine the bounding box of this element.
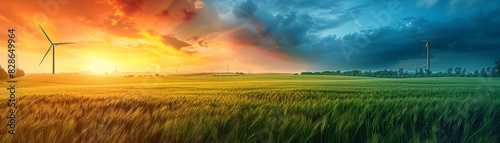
[113,64,119,74]
[411,30,446,71]
[38,24,75,74]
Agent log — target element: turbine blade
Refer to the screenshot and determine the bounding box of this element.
[411,36,427,42]
[429,30,447,41]
[54,42,75,45]
[39,45,53,66]
[38,24,53,44]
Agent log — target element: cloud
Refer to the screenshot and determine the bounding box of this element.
[161,35,192,50]
[99,0,146,16]
[156,9,169,17]
[103,15,141,38]
[198,40,209,47]
[232,0,258,18]
[117,0,145,16]
[191,0,205,9]
[186,35,200,42]
[181,9,198,22]
[186,35,209,47]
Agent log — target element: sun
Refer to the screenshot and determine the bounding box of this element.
[87,59,113,74]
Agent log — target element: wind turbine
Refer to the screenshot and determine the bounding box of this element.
[411,30,446,71]
[38,24,75,74]
[113,64,118,74]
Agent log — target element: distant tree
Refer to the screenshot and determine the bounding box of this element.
[363,70,373,77]
[301,72,312,75]
[486,67,491,76]
[447,67,453,76]
[474,70,480,77]
[489,68,496,77]
[398,68,404,77]
[454,67,462,76]
[496,59,500,76]
[0,66,8,80]
[425,70,432,75]
[480,68,487,77]
[352,70,361,76]
[418,68,425,77]
[15,68,25,77]
[462,68,467,76]
[436,72,445,77]
[381,69,387,77]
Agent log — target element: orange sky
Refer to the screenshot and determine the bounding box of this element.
[0,0,308,74]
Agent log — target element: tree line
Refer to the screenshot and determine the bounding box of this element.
[0,65,25,79]
[301,59,500,78]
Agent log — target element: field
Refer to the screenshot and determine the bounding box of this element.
[0,74,499,142]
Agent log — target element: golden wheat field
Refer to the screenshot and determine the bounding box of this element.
[0,74,498,142]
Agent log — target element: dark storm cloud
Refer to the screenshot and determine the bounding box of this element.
[232,1,314,46]
[232,0,258,18]
[338,3,500,69]
[161,35,192,50]
[229,0,370,62]
[231,0,372,46]
[226,0,500,70]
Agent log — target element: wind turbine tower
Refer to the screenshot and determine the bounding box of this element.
[113,64,118,74]
[411,30,446,71]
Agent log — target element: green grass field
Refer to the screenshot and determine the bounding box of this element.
[0,74,498,142]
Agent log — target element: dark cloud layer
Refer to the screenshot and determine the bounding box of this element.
[226,0,500,71]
